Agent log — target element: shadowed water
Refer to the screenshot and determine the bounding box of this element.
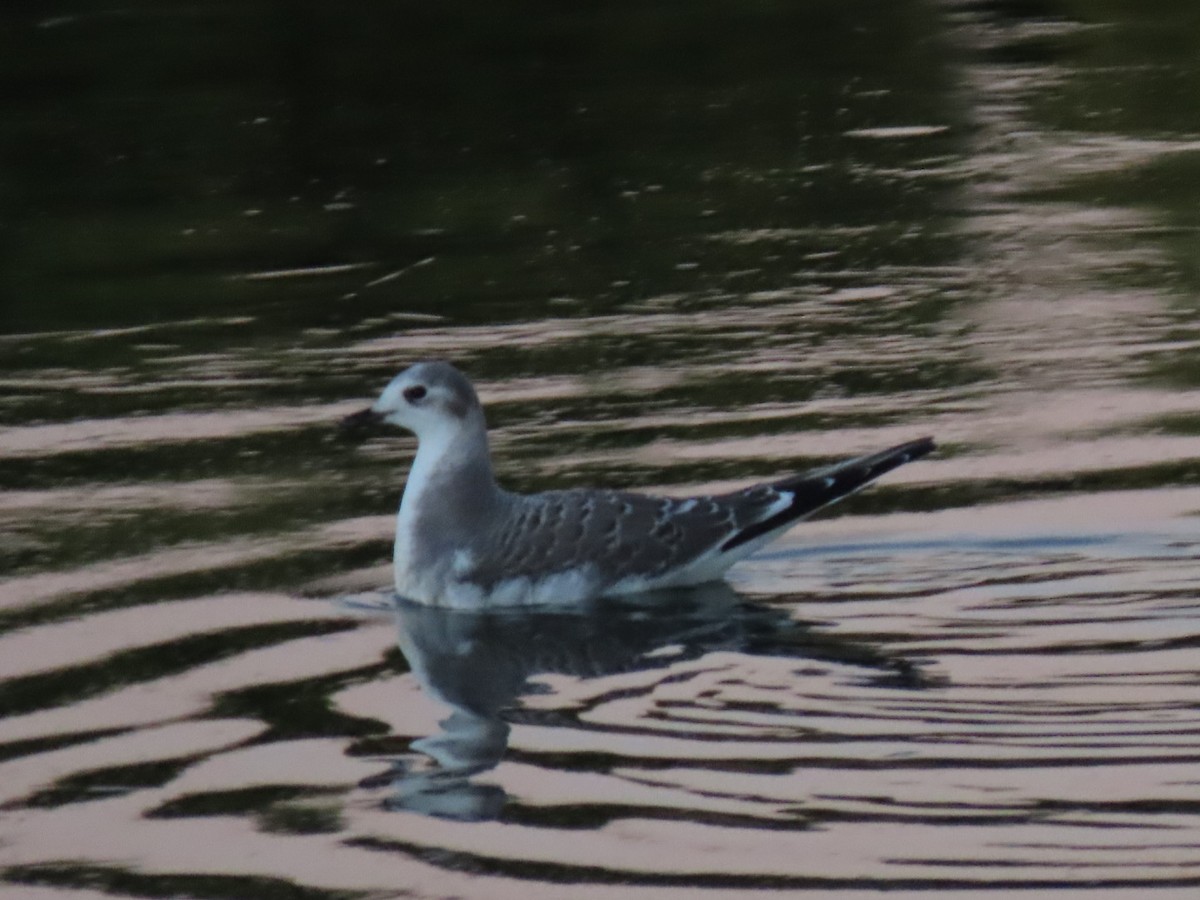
[4,1,1200,897]
[371,585,926,822]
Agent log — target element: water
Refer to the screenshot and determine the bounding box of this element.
[3,0,1200,896]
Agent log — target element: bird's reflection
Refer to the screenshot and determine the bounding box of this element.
[364,584,928,821]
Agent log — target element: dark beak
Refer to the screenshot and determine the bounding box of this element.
[339,406,386,440]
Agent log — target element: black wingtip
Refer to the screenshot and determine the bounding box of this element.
[902,435,937,460]
[720,435,936,553]
[828,435,937,485]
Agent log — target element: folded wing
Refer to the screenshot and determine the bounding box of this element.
[466,436,935,592]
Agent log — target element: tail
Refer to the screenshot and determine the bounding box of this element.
[721,436,935,552]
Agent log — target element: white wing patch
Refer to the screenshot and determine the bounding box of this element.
[452,548,475,577]
[763,489,794,520]
[485,566,599,607]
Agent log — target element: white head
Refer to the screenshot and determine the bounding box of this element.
[363,360,485,441]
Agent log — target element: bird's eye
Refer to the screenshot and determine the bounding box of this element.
[403,385,427,403]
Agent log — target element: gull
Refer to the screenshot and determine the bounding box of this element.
[344,360,934,608]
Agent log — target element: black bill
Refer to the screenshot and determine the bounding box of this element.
[339,406,386,438]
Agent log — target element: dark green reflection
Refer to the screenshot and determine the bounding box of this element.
[208,651,402,742]
[1,0,961,332]
[2,864,363,900]
[17,757,196,809]
[0,620,356,717]
[149,784,345,834]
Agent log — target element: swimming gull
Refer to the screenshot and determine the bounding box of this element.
[343,360,934,607]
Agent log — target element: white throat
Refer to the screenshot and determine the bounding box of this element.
[398,416,474,523]
[394,413,494,603]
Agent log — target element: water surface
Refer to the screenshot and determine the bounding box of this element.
[3,1,1200,897]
